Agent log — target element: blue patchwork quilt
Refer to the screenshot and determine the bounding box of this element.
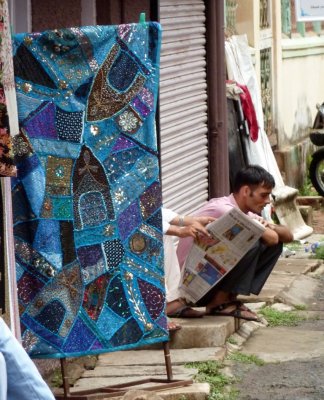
[12,22,167,358]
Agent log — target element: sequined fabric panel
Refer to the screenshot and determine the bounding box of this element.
[12,22,166,359]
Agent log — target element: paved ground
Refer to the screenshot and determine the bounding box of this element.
[229,272,324,400]
[50,203,324,400]
[226,206,324,400]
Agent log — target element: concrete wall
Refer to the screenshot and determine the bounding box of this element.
[278,40,324,147]
[234,0,324,189]
[274,35,324,188]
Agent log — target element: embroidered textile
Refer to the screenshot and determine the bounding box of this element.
[12,23,167,358]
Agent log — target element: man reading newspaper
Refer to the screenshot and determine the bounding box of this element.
[177,165,293,321]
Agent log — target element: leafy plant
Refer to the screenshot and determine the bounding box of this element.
[226,336,238,345]
[294,304,307,311]
[284,241,303,251]
[227,352,265,366]
[314,244,324,260]
[185,361,238,400]
[259,306,305,327]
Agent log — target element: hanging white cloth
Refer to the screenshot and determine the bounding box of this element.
[225,34,285,187]
[225,35,313,239]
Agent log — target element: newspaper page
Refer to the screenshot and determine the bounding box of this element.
[179,208,266,304]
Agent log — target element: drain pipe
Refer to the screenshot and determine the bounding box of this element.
[206,0,229,198]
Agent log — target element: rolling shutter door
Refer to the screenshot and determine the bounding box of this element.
[159,0,209,214]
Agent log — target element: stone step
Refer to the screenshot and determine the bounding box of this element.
[296,195,323,209]
[96,347,226,366]
[168,315,235,349]
[113,384,211,400]
[72,347,223,399]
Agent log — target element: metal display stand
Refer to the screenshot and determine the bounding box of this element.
[55,342,193,399]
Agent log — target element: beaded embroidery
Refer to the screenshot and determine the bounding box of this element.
[13,23,166,358]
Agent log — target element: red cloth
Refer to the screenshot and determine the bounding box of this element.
[236,83,259,142]
[226,80,259,142]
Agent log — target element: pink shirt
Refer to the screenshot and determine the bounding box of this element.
[176,194,253,268]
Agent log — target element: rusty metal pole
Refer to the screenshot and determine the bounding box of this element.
[206,0,229,198]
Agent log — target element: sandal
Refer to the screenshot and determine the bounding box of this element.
[208,301,260,322]
[167,305,205,318]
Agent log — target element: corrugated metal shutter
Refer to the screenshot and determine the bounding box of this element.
[159,0,209,215]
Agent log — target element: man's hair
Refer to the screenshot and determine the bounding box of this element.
[233,165,275,193]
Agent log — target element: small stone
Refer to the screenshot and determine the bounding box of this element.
[270,303,294,312]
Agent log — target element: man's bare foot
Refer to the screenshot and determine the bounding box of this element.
[167,320,182,331]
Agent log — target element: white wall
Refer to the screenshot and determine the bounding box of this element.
[278,38,324,147]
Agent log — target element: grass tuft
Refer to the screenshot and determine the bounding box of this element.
[226,336,238,345]
[185,361,238,400]
[259,306,305,327]
[227,352,265,366]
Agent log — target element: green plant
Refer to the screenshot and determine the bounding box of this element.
[285,241,303,251]
[259,306,305,327]
[298,175,318,196]
[49,367,63,388]
[226,336,238,345]
[315,245,324,260]
[227,352,265,366]
[294,304,307,311]
[185,361,237,400]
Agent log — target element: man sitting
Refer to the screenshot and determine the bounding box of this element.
[177,165,293,321]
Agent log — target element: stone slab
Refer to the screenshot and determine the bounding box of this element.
[97,347,225,367]
[73,372,196,390]
[240,273,298,303]
[277,274,321,306]
[296,196,323,209]
[274,258,320,274]
[168,316,235,349]
[79,364,196,379]
[85,383,210,400]
[242,326,324,363]
[155,382,210,400]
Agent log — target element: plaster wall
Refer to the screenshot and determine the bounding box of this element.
[279,52,324,147]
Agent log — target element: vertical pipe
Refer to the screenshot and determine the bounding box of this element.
[206,0,229,198]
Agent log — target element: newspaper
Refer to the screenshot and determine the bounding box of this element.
[179,207,266,304]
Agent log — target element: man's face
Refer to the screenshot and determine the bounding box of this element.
[245,184,272,214]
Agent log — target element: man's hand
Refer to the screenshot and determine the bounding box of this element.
[253,216,294,245]
[167,216,216,239]
[179,221,209,238]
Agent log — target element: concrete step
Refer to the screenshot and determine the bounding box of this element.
[168,314,235,349]
[95,347,226,367]
[296,195,323,209]
[240,258,321,304]
[72,347,224,399]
